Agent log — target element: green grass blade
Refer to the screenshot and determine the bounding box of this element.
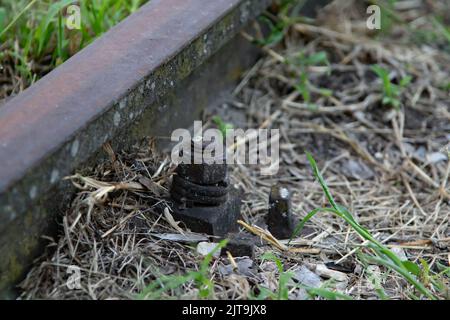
[432,17,450,45]
[363,254,436,300]
[289,207,341,244]
[305,151,340,211]
[35,0,77,56]
[305,287,353,300]
[0,0,39,39]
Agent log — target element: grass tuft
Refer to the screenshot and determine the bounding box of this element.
[0,0,146,99]
[291,152,445,300]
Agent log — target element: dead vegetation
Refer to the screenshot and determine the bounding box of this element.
[19,0,449,300]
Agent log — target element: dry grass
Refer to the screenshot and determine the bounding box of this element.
[19,0,449,300]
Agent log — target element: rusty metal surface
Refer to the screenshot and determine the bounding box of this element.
[170,137,241,235]
[268,185,295,239]
[0,0,272,297]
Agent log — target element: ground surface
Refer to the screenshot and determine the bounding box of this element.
[19,0,449,300]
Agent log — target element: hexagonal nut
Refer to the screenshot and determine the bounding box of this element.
[171,191,241,236]
[176,162,227,185]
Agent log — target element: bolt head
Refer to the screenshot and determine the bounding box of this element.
[170,189,241,236]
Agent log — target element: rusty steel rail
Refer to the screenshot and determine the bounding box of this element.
[0,0,273,297]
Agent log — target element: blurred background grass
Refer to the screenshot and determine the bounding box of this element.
[0,0,147,99]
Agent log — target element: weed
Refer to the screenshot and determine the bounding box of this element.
[0,0,146,95]
[369,0,403,35]
[253,6,333,109]
[138,240,227,300]
[255,0,306,46]
[303,286,353,300]
[254,252,353,300]
[432,17,450,46]
[291,152,446,300]
[254,252,294,300]
[256,16,286,46]
[212,116,233,138]
[371,65,411,109]
[292,51,331,108]
[363,264,388,300]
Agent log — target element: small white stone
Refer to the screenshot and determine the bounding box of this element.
[293,266,322,288]
[279,187,289,198]
[70,139,79,157]
[5,205,16,221]
[196,242,221,258]
[29,185,38,199]
[366,265,382,291]
[113,112,121,127]
[391,247,407,261]
[315,264,348,282]
[426,152,447,164]
[119,98,127,109]
[50,169,59,184]
[383,109,397,122]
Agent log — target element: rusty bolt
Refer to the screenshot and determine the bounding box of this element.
[170,136,241,236]
[176,136,227,185]
[267,185,294,239]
